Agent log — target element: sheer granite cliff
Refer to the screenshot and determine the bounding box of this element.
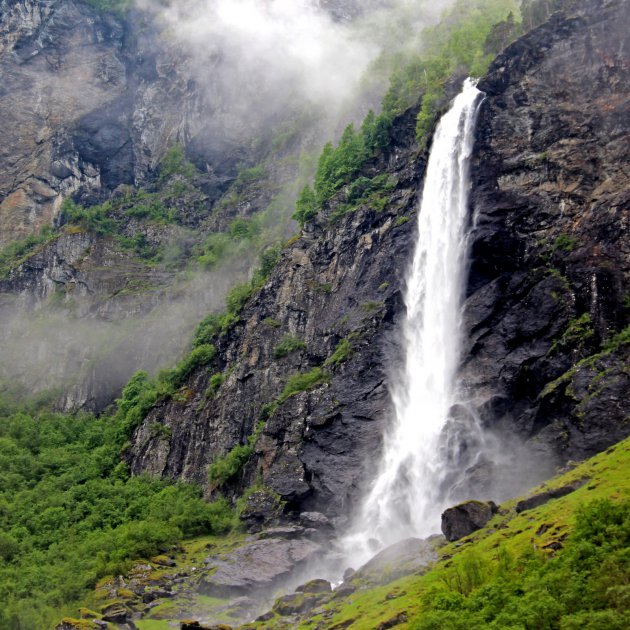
[126,0,629,527]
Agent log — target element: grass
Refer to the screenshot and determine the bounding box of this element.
[273,335,307,359]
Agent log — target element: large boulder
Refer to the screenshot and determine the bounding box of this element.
[200,537,321,597]
[351,537,437,587]
[441,501,498,542]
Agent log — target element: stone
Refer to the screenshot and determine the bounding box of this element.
[273,592,325,616]
[256,526,305,540]
[352,538,437,587]
[200,537,321,597]
[56,620,100,630]
[238,489,283,533]
[333,583,356,598]
[180,623,232,630]
[377,612,408,629]
[515,479,588,513]
[100,603,131,624]
[299,512,333,530]
[295,579,332,594]
[441,501,498,542]
[342,567,356,581]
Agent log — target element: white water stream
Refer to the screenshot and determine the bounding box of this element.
[343,79,484,565]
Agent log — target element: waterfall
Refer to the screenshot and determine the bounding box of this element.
[344,79,484,564]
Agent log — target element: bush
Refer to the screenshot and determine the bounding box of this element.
[323,338,353,367]
[278,368,330,403]
[159,144,197,181]
[226,283,253,314]
[409,498,630,630]
[0,226,56,277]
[167,344,216,388]
[208,422,264,486]
[61,198,117,236]
[273,335,307,359]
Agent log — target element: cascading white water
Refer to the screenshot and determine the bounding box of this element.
[344,79,484,565]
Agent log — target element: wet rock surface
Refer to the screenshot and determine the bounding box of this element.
[125,0,629,523]
[460,0,630,494]
[127,103,423,518]
[350,537,438,586]
[200,537,322,598]
[441,501,498,542]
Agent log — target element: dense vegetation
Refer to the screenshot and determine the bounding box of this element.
[2,2,613,629]
[0,396,234,630]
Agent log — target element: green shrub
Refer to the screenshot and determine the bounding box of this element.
[226,283,253,314]
[234,164,267,188]
[278,368,330,403]
[409,498,630,630]
[273,335,307,359]
[208,443,253,486]
[208,422,264,486]
[229,218,257,240]
[116,370,163,437]
[549,313,595,355]
[159,144,197,181]
[0,226,56,277]
[61,198,117,236]
[193,314,223,347]
[293,184,319,226]
[167,344,216,389]
[324,338,353,367]
[0,397,235,629]
[205,372,226,398]
[125,199,175,224]
[554,233,580,252]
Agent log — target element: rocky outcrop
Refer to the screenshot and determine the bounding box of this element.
[441,501,498,542]
[515,478,588,512]
[0,0,251,245]
[199,536,322,598]
[349,537,438,586]
[0,0,126,245]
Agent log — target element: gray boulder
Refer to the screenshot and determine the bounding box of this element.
[441,501,498,542]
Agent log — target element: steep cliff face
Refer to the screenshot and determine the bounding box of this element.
[127,107,424,523]
[0,0,126,245]
[0,0,259,246]
[465,0,629,463]
[127,0,629,525]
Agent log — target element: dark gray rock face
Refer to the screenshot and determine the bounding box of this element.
[461,0,630,478]
[350,537,438,586]
[126,105,424,518]
[441,501,498,542]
